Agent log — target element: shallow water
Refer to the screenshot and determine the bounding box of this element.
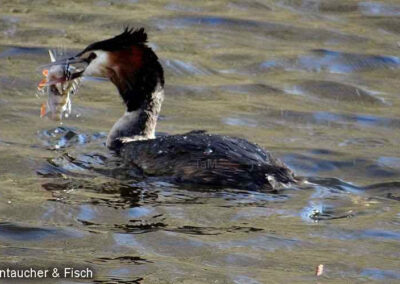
[0,0,400,283]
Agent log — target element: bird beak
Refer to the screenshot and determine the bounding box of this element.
[38,54,88,86]
[38,55,86,69]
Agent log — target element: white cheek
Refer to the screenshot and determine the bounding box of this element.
[83,51,109,77]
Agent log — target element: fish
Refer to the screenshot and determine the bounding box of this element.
[37,50,81,121]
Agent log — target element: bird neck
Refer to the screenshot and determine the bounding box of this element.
[105,45,165,150]
[106,82,164,149]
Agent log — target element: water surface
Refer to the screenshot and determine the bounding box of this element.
[0,0,400,283]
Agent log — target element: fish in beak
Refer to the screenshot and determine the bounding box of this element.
[37,53,88,86]
[37,50,82,120]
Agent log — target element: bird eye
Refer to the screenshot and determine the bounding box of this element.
[88,52,97,62]
[86,52,97,62]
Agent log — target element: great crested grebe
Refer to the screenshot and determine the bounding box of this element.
[57,28,298,191]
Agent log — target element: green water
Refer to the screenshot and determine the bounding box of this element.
[0,0,400,283]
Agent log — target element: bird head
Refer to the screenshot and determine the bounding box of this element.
[56,28,164,111]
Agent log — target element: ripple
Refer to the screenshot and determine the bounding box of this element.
[0,76,32,92]
[164,84,209,97]
[155,16,367,43]
[127,207,153,218]
[222,117,258,128]
[156,16,266,29]
[374,18,400,34]
[284,153,357,174]
[13,28,67,41]
[377,157,400,171]
[288,110,400,129]
[36,126,106,149]
[232,275,261,284]
[161,59,214,76]
[80,218,167,234]
[250,49,400,74]
[306,177,362,193]
[3,0,400,282]
[0,46,48,58]
[286,152,399,178]
[338,137,388,148]
[363,181,400,201]
[359,2,400,17]
[302,202,354,222]
[0,222,84,241]
[219,83,280,94]
[205,253,263,268]
[169,225,263,236]
[279,1,359,14]
[37,157,96,178]
[94,255,152,265]
[303,49,400,72]
[164,3,203,13]
[361,229,400,240]
[228,0,271,11]
[314,111,398,128]
[292,80,385,105]
[42,178,146,209]
[116,231,209,257]
[361,268,400,280]
[45,12,110,24]
[317,228,400,241]
[0,15,19,37]
[77,204,96,222]
[215,234,299,251]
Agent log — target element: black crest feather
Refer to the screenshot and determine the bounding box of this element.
[81,27,148,53]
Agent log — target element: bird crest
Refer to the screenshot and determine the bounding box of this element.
[80,27,148,53]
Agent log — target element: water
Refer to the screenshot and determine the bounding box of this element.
[0,0,400,283]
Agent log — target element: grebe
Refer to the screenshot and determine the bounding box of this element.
[59,28,298,191]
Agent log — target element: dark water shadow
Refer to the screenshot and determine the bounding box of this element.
[0,46,49,58]
[244,49,400,74]
[0,222,84,242]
